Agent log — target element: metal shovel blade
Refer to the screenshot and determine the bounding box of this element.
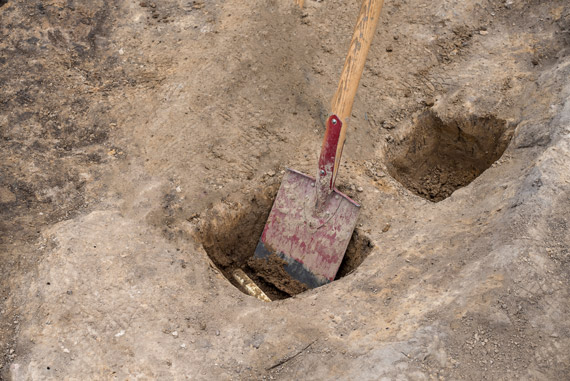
[254,168,360,289]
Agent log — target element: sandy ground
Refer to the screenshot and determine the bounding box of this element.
[1,0,569,379]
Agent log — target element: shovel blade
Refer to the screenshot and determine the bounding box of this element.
[254,168,360,289]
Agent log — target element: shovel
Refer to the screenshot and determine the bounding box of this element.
[253,0,385,290]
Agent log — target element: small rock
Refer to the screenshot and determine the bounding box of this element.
[176,186,182,193]
[266,170,275,177]
[215,330,220,336]
[172,331,178,337]
[382,223,391,232]
[479,30,488,35]
[357,186,364,192]
[386,46,393,52]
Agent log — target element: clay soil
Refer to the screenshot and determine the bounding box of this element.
[1,0,570,379]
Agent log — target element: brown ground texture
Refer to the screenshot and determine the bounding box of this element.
[1,0,569,379]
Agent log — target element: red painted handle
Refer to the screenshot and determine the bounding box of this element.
[315,115,342,209]
[318,115,342,188]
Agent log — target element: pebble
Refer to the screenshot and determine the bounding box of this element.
[172,331,178,337]
[357,186,364,192]
[215,330,220,336]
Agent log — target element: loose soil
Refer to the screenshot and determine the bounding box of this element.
[1,0,569,379]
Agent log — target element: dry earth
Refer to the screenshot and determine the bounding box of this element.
[1,0,569,379]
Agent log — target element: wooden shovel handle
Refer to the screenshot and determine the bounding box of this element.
[328,0,384,185]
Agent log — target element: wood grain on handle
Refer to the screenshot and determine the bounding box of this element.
[329,0,384,183]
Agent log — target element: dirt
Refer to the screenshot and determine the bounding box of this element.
[335,229,373,278]
[1,0,570,379]
[387,111,515,201]
[247,255,309,297]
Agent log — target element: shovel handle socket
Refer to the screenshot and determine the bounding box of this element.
[315,114,342,208]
